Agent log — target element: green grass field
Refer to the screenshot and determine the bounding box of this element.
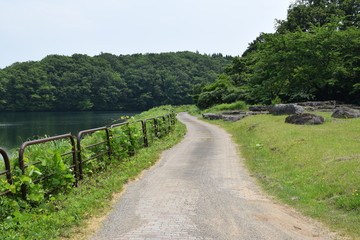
[211,112,360,238]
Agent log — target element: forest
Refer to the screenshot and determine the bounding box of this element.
[194,0,360,109]
[0,52,231,111]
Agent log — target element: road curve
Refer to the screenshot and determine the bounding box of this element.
[90,112,336,240]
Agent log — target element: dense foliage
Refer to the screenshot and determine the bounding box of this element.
[275,0,359,33]
[194,0,360,108]
[0,107,174,217]
[0,52,231,111]
[0,106,186,240]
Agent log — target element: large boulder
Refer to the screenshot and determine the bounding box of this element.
[331,107,360,119]
[285,113,324,125]
[202,113,222,120]
[270,104,304,115]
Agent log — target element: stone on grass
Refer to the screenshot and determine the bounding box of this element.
[296,101,337,107]
[270,104,304,115]
[246,111,269,115]
[202,113,222,120]
[222,110,244,115]
[285,113,324,125]
[221,115,246,122]
[248,105,271,112]
[331,107,360,119]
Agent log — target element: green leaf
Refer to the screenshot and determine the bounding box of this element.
[20,176,32,184]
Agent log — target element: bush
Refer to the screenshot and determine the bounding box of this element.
[202,101,247,113]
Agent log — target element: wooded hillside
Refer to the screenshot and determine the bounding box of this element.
[0,52,231,111]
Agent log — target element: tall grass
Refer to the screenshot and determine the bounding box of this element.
[172,105,201,115]
[202,101,247,113]
[171,102,247,115]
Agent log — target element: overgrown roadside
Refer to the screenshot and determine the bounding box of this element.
[64,120,186,240]
[200,111,360,239]
[0,107,186,240]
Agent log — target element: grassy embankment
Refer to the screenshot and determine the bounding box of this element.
[182,103,360,238]
[0,106,186,240]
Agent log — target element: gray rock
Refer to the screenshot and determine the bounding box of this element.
[270,104,304,115]
[222,110,246,115]
[246,111,269,115]
[347,105,360,110]
[285,113,324,125]
[249,105,271,112]
[331,107,360,119]
[303,106,315,112]
[221,115,247,122]
[316,109,334,112]
[202,113,223,120]
[296,101,337,107]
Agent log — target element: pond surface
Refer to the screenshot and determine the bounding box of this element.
[0,111,138,151]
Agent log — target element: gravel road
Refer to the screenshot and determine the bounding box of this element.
[90,112,338,240]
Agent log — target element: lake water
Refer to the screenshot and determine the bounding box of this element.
[0,111,138,151]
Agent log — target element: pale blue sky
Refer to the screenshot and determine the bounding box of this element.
[0,0,293,68]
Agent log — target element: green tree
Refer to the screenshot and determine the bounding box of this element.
[276,0,359,33]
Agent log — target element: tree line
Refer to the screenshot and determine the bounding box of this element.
[194,0,360,109]
[0,52,232,111]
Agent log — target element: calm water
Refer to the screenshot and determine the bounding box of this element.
[0,111,138,151]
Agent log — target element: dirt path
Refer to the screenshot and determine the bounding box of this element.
[90,112,338,240]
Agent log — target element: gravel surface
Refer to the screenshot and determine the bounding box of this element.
[90,112,338,240]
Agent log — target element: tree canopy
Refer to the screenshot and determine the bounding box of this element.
[0,52,232,111]
[276,0,360,33]
[194,0,360,109]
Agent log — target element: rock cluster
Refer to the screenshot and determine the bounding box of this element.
[201,113,223,120]
[267,103,324,125]
[202,101,360,124]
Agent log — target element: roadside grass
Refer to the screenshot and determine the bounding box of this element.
[0,108,186,240]
[201,101,247,113]
[210,112,360,238]
[172,102,248,115]
[172,105,201,115]
[132,105,175,120]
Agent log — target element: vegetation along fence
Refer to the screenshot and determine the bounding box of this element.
[0,148,12,196]
[0,112,176,200]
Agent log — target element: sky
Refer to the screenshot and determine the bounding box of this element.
[0,0,293,69]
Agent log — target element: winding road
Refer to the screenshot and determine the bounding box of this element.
[90,112,337,240]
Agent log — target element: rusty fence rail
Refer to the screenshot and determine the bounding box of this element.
[110,120,145,153]
[0,148,12,196]
[77,127,111,180]
[18,134,77,200]
[109,122,133,157]
[157,115,170,136]
[144,117,158,144]
[0,112,176,200]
